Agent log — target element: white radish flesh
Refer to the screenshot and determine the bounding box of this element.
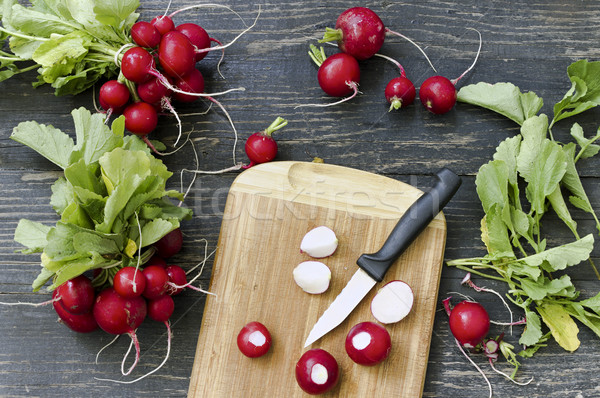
[300,226,338,258]
[370,280,414,324]
[293,261,331,294]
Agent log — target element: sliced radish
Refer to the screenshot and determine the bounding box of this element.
[300,226,338,258]
[237,321,272,358]
[370,280,414,324]
[293,261,331,294]
[345,322,391,366]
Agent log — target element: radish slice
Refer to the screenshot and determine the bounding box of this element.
[300,226,338,258]
[370,280,414,324]
[293,261,331,294]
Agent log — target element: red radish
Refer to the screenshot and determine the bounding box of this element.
[244,117,288,167]
[237,321,272,358]
[345,322,391,366]
[154,228,183,258]
[158,31,197,78]
[93,287,147,375]
[54,275,95,314]
[148,294,175,322]
[99,80,130,114]
[165,264,187,295]
[295,349,339,395]
[142,265,169,300]
[123,101,158,136]
[151,15,175,35]
[173,68,205,103]
[320,7,385,61]
[137,75,172,105]
[419,28,482,114]
[120,46,155,84]
[447,300,490,348]
[176,23,211,62]
[52,296,98,333]
[113,267,146,298]
[370,280,414,324]
[385,77,416,111]
[131,21,161,48]
[305,45,360,107]
[93,287,147,335]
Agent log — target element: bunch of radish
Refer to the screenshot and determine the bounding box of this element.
[50,228,207,379]
[306,7,481,115]
[98,6,254,153]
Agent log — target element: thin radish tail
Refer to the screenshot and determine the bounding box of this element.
[168,4,248,27]
[294,81,360,108]
[210,38,226,79]
[0,296,61,307]
[451,28,482,85]
[207,96,240,165]
[373,52,406,78]
[384,28,437,73]
[148,69,246,99]
[94,322,172,384]
[121,331,141,376]
[166,281,216,297]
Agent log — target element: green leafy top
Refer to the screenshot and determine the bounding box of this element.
[0,0,139,95]
[12,107,192,291]
[449,60,600,368]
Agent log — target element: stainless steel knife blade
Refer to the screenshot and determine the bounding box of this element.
[303,269,376,348]
[302,167,461,348]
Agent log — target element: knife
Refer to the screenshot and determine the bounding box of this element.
[303,167,461,348]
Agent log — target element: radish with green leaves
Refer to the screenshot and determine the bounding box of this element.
[244,117,288,167]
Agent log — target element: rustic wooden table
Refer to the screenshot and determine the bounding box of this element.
[1,0,600,397]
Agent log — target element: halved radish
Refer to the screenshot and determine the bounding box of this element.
[300,226,338,258]
[370,280,414,324]
[293,261,331,294]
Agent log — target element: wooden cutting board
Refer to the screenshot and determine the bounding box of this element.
[187,161,448,398]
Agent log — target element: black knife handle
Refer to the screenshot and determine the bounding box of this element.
[356,168,461,282]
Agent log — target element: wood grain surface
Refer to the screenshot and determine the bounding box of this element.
[1,1,600,397]
[187,161,447,397]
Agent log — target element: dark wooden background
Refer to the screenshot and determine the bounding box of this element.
[1,0,600,397]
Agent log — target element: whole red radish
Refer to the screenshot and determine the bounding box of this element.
[245,117,288,167]
[237,321,272,358]
[419,75,458,115]
[54,275,95,315]
[113,266,146,298]
[92,287,147,335]
[345,322,391,366]
[142,265,169,300]
[123,102,158,136]
[121,46,155,84]
[320,7,385,61]
[154,228,183,258]
[385,76,416,111]
[99,80,130,114]
[148,294,175,322]
[165,264,187,295]
[176,23,211,62]
[137,76,172,105]
[151,15,175,35]
[173,68,205,103]
[158,31,197,78]
[52,295,98,333]
[131,21,161,48]
[295,349,339,395]
[448,300,490,348]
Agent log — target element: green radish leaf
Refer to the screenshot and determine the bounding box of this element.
[140,218,179,247]
[457,82,543,125]
[50,177,73,215]
[9,3,78,37]
[60,202,93,229]
[519,308,543,346]
[521,234,594,271]
[70,107,123,165]
[14,219,51,253]
[49,251,110,290]
[32,31,91,84]
[520,275,574,301]
[32,268,54,292]
[480,205,515,259]
[570,123,600,159]
[547,185,578,237]
[537,303,580,352]
[553,60,600,124]
[93,0,139,28]
[476,160,509,214]
[10,120,73,169]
